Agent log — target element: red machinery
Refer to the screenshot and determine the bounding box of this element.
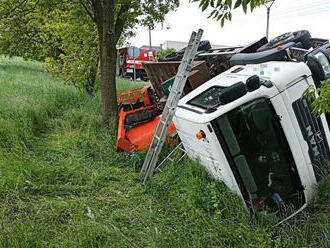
[117,85,176,153]
[118,47,156,81]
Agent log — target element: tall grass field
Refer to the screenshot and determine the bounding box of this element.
[0,56,329,247]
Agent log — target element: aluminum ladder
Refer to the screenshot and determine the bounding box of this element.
[140,29,203,183]
[155,142,187,173]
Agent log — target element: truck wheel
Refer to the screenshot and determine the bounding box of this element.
[257,30,312,52]
[198,40,212,51]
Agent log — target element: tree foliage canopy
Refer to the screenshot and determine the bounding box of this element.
[0,0,179,125]
[0,0,179,96]
[0,0,100,94]
[192,0,266,26]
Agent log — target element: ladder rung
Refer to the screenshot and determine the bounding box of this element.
[169,90,180,95]
[165,105,175,111]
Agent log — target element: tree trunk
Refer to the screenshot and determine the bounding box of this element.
[91,0,129,128]
[96,0,117,127]
[100,39,118,127]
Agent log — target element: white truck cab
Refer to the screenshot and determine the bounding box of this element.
[173,60,330,219]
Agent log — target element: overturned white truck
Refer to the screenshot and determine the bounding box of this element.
[173,37,330,219]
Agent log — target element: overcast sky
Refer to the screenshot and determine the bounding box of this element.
[127,0,330,48]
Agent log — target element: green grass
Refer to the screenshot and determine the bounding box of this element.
[0,56,329,247]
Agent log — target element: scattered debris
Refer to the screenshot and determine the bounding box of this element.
[87,207,95,220]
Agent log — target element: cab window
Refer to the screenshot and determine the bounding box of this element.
[187,86,224,109]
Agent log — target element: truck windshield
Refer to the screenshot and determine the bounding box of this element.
[188,86,225,109]
[212,98,304,215]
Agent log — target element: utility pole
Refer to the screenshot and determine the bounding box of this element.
[149,25,152,50]
[264,0,276,40]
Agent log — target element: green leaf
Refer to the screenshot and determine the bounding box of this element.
[250,1,255,12]
[202,1,209,11]
[208,9,217,18]
[242,0,248,13]
[234,0,242,9]
[226,0,233,9]
[216,13,223,21]
[199,0,206,8]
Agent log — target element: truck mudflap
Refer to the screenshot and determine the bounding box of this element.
[292,97,330,178]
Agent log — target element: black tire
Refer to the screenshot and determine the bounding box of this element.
[198,40,211,51]
[257,30,312,52]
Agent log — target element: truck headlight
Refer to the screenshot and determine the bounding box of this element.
[315,52,330,75]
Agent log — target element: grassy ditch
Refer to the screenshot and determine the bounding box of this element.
[0,56,329,247]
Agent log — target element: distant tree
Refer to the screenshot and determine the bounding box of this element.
[156,48,176,61]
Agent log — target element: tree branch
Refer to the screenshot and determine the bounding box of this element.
[79,0,95,22]
[1,0,41,19]
[91,0,103,25]
[91,0,104,45]
[114,1,131,43]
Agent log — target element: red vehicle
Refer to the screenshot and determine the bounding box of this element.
[118,47,156,81]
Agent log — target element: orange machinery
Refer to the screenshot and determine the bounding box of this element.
[116,85,176,153]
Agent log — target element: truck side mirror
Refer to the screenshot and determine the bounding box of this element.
[246,75,261,92]
[219,82,247,105]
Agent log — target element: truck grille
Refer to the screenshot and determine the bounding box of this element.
[293,97,330,179]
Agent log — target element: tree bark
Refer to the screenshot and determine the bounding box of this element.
[91,0,130,127]
[100,39,118,127]
[96,0,118,127]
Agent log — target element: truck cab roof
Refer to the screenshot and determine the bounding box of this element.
[176,61,312,123]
